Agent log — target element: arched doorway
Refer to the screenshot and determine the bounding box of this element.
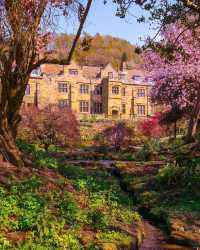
[112,110,119,118]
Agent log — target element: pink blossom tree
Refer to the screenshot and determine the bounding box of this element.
[143,24,200,142]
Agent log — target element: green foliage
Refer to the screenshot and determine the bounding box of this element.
[0,234,11,250]
[136,143,153,161]
[136,140,160,161]
[17,139,35,154]
[58,164,139,233]
[88,209,109,230]
[18,141,65,169]
[156,164,188,186]
[0,177,46,232]
[60,192,88,226]
[150,207,169,224]
[0,143,141,249]
[11,176,42,193]
[139,191,160,207]
[18,214,83,250]
[122,153,135,161]
[168,137,183,150]
[18,193,46,230]
[96,231,132,244]
[33,150,61,169]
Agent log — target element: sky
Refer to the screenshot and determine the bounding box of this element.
[60,0,157,46]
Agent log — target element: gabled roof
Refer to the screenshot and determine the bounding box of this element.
[102,63,117,73]
[82,66,101,79]
[40,64,64,76]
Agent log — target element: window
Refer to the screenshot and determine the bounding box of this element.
[108,72,113,79]
[133,75,143,82]
[58,99,69,108]
[25,84,30,95]
[137,105,145,115]
[58,82,68,93]
[112,86,119,94]
[119,74,126,80]
[31,67,41,76]
[137,89,145,97]
[27,103,34,107]
[122,87,126,96]
[69,69,78,76]
[80,101,89,112]
[94,103,103,113]
[145,77,154,84]
[122,104,126,114]
[80,84,89,94]
[94,86,102,95]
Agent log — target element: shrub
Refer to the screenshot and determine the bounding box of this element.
[136,143,153,161]
[102,122,133,151]
[19,105,80,151]
[156,163,186,186]
[150,207,169,224]
[18,193,46,230]
[59,192,88,225]
[89,209,109,230]
[96,231,132,245]
[138,113,162,139]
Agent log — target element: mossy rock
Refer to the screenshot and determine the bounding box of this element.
[169,217,200,247]
[96,230,138,250]
[170,230,200,247]
[98,241,138,250]
[138,191,160,207]
[98,243,118,250]
[130,182,147,195]
[79,231,96,247]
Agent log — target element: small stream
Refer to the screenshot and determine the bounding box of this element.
[68,160,191,250]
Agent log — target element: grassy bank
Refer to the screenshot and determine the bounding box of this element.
[0,142,141,250]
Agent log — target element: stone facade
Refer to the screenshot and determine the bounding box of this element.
[23,61,156,120]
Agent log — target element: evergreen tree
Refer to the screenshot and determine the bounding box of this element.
[120,52,128,71]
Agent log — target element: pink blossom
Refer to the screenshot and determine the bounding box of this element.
[143,24,200,112]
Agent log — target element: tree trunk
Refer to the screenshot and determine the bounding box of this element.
[0,112,24,167]
[185,115,199,143]
[185,97,200,143]
[174,122,177,139]
[0,76,27,167]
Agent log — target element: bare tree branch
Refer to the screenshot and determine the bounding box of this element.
[30,0,93,72]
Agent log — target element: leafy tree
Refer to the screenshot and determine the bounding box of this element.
[113,0,200,28]
[102,122,133,151]
[120,52,128,71]
[0,0,93,166]
[20,105,80,151]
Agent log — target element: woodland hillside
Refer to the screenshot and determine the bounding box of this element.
[53,33,140,69]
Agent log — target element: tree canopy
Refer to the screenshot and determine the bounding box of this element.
[144,23,200,141]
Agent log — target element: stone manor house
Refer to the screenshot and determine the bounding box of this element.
[24,61,155,120]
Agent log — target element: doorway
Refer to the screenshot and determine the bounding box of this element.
[112,110,119,118]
